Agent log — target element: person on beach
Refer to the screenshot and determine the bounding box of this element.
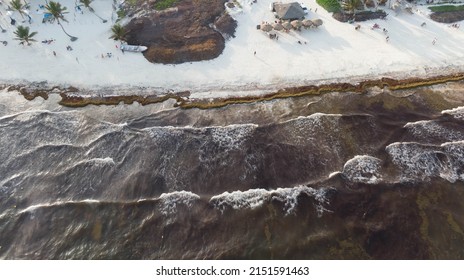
[254,51,256,55]
[432,38,437,45]
[53,51,56,56]
[386,36,389,42]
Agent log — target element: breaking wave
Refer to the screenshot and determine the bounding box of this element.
[210,186,330,216]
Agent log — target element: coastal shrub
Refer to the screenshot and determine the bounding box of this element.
[127,0,139,6]
[116,9,126,21]
[154,0,178,10]
[316,0,342,13]
[429,5,464,12]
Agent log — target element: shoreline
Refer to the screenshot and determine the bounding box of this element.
[2,1,464,108]
[3,67,464,109]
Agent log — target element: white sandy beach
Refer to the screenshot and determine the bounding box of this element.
[1,0,464,99]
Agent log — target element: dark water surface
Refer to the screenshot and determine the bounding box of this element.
[0,84,463,259]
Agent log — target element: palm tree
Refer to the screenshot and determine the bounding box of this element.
[79,0,108,23]
[10,0,26,19]
[14,25,37,45]
[342,0,362,15]
[45,1,78,41]
[109,24,127,41]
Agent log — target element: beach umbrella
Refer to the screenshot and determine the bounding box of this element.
[312,18,323,27]
[272,22,284,31]
[282,21,292,30]
[261,23,272,32]
[291,20,302,29]
[302,19,313,28]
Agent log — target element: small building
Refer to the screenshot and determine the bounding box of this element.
[271,2,306,21]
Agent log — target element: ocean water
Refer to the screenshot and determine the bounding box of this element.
[0,84,463,259]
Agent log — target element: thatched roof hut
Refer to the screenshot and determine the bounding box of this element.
[302,19,313,28]
[273,2,306,21]
[291,20,303,29]
[261,23,273,32]
[312,18,323,27]
[282,21,293,30]
[272,22,284,31]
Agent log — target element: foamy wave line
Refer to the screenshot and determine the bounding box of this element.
[279,113,343,125]
[403,120,434,128]
[442,106,464,119]
[158,191,200,215]
[142,123,259,131]
[17,187,331,217]
[342,155,382,184]
[386,141,464,183]
[441,140,464,147]
[0,109,81,121]
[210,186,330,216]
[19,199,101,214]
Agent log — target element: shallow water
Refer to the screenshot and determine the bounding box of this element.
[0,85,463,259]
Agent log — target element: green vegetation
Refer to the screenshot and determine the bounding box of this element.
[10,0,27,18]
[154,0,178,10]
[79,0,94,10]
[79,0,107,22]
[45,1,78,41]
[341,0,362,14]
[109,24,127,41]
[429,4,464,12]
[14,25,37,46]
[127,0,139,6]
[116,9,126,21]
[316,0,342,13]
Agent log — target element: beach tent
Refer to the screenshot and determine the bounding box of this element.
[42,13,53,23]
[273,2,306,20]
[261,23,273,32]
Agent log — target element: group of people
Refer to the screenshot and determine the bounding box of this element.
[101,52,114,58]
[41,39,56,44]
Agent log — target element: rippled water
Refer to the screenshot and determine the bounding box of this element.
[0,84,463,259]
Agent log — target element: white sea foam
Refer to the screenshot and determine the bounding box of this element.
[404,120,464,142]
[386,141,464,183]
[442,106,464,120]
[278,113,343,147]
[329,171,341,178]
[72,157,116,168]
[88,157,116,166]
[19,199,102,214]
[159,191,201,215]
[440,140,464,182]
[208,124,258,151]
[143,126,186,142]
[342,155,382,184]
[210,186,330,216]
